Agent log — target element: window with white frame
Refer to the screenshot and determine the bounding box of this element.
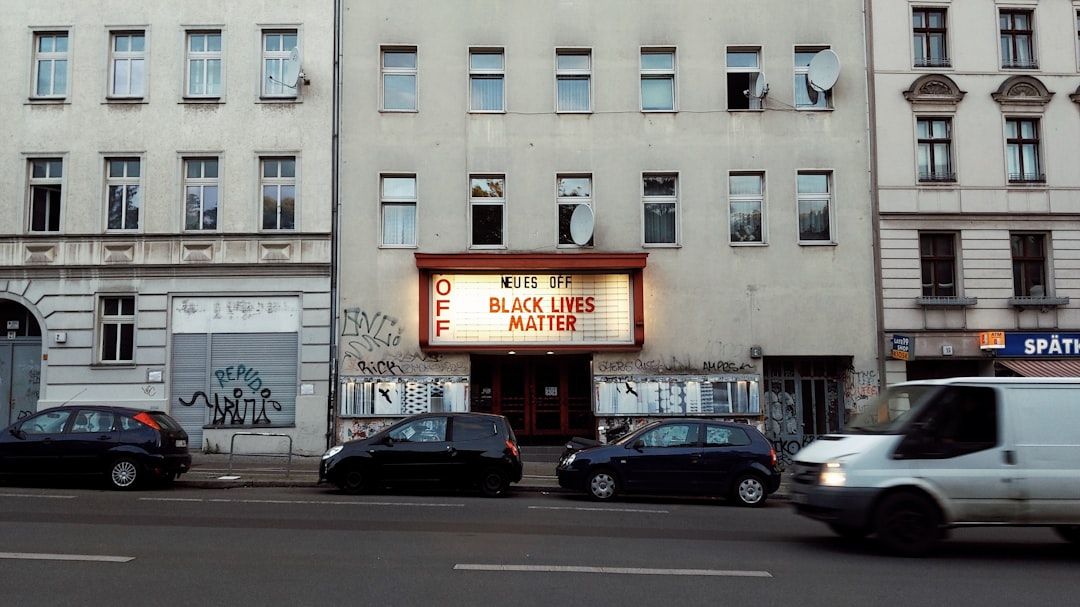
[726,48,764,110]
[99,296,135,363]
[1000,9,1037,69]
[470,175,505,247]
[109,31,145,98]
[106,158,141,230]
[643,174,678,245]
[262,30,298,98]
[916,117,954,182]
[729,173,764,244]
[183,158,219,231]
[1005,117,1043,183]
[382,47,417,111]
[557,175,593,246]
[28,158,63,232]
[913,7,950,68]
[797,171,833,243]
[794,48,831,109]
[381,175,417,246]
[556,49,591,112]
[186,31,222,98]
[33,32,68,98]
[470,49,504,112]
[261,157,296,230]
[640,49,676,111]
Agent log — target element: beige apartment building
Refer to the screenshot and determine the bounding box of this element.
[335,0,880,464]
[1,1,334,453]
[871,1,1080,383]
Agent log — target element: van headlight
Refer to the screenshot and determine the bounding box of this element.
[819,460,847,487]
[322,445,343,460]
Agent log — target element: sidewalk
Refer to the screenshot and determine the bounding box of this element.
[178,453,792,498]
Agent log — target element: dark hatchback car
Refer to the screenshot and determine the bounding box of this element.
[557,418,781,506]
[320,412,523,497]
[0,405,191,490]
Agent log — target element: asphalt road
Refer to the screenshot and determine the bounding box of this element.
[1,484,1078,607]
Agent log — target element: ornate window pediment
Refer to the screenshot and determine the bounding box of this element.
[992,75,1053,110]
[904,74,965,109]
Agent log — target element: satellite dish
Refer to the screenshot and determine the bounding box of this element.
[569,204,594,246]
[750,70,768,98]
[805,78,820,104]
[281,47,303,89]
[808,49,840,91]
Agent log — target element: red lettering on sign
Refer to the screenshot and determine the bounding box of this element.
[435,319,450,336]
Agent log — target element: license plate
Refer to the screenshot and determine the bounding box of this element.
[175,439,187,448]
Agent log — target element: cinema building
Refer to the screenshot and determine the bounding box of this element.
[335,0,881,463]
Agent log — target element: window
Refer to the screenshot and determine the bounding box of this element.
[28,158,63,232]
[916,117,954,182]
[1005,117,1043,183]
[726,48,764,110]
[1000,10,1036,69]
[183,158,219,231]
[729,173,764,244]
[106,158,141,230]
[33,32,68,98]
[643,174,677,245]
[556,49,591,112]
[261,157,296,230]
[903,387,998,458]
[557,175,593,246]
[381,175,416,246]
[794,48,831,109]
[109,31,145,98]
[913,8,949,67]
[186,31,222,98]
[389,417,447,442]
[470,175,504,247]
[382,47,417,111]
[100,296,135,363]
[470,49,504,112]
[797,171,832,243]
[705,424,752,447]
[262,30,298,98]
[920,233,957,296]
[1011,233,1046,296]
[640,49,675,111]
[637,423,698,448]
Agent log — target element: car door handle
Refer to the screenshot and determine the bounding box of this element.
[1003,450,1016,465]
[97,435,113,441]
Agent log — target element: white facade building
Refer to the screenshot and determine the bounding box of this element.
[871,1,1080,383]
[1,1,334,454]
[336,0,880,464]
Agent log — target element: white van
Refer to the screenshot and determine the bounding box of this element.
[791,377,1080,556]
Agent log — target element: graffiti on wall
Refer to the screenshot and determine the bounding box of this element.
[342,308,402,352]
[595,355,753,375]
[345,350,468,376]
[844,366,880,412]
[178,364,283,425]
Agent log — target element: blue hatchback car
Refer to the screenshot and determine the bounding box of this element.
[556,418,781,506]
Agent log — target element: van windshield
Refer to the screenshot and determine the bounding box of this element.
[844,384,939,434]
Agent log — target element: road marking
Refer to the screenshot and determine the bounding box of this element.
[0,493,77,499]
[0,552,133,563]
[528,505,669,514]
[455,564,772,577]
[140,497,464,507]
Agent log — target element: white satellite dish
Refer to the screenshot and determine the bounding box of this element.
[569,204,594,246]
[808,49,840,92]
[750,70,768,98]
[281,47,303,89]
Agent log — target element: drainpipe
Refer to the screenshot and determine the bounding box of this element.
[327,0,344,450]
[863,0,887,388]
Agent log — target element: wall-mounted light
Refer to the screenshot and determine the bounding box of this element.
[750,345,763,358]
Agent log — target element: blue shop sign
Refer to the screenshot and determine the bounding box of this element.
[999,333,1080,357]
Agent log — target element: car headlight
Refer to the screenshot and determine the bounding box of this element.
[560,453,576,467]
[819,460,847,487]
[322,445,343,460]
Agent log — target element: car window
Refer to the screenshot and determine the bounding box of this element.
[452,417,498,441]
[705,424,752,447]
[390,417,447,442]
[21,410,72,435]
[638,423,698,448]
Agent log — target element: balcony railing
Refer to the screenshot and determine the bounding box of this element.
[918,171,956,183]
[916,295,977,307]
[1007,172,1046,184]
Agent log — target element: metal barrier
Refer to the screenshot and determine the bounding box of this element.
[227,432,294,478]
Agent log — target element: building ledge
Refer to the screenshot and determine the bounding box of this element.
[1008,296,1069,309]
[916,296,977,307]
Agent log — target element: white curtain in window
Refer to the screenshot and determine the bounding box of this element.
[558,78,589,111]
[471,77,503,111]
[383,204,416,245]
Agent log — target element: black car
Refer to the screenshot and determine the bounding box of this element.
[0,405,191,490]
[556,418,781,506]
[320,412,523,497]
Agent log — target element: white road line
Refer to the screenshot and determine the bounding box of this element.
[0,552,133,563]
[528,505,669,514]
[139,497,464,507]
[0,493,77,499]
[455,564,772,578]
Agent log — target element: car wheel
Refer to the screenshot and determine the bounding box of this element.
[730,473,768,507]
[108,458,141,490]
[875,492,940,557]
[1055,526,1080,544]
[587,469,619,501]
[338,465,366,495]
[828,522,871,539]
[479,468,509,498]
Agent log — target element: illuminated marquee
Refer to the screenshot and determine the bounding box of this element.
[429,273,634,346]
